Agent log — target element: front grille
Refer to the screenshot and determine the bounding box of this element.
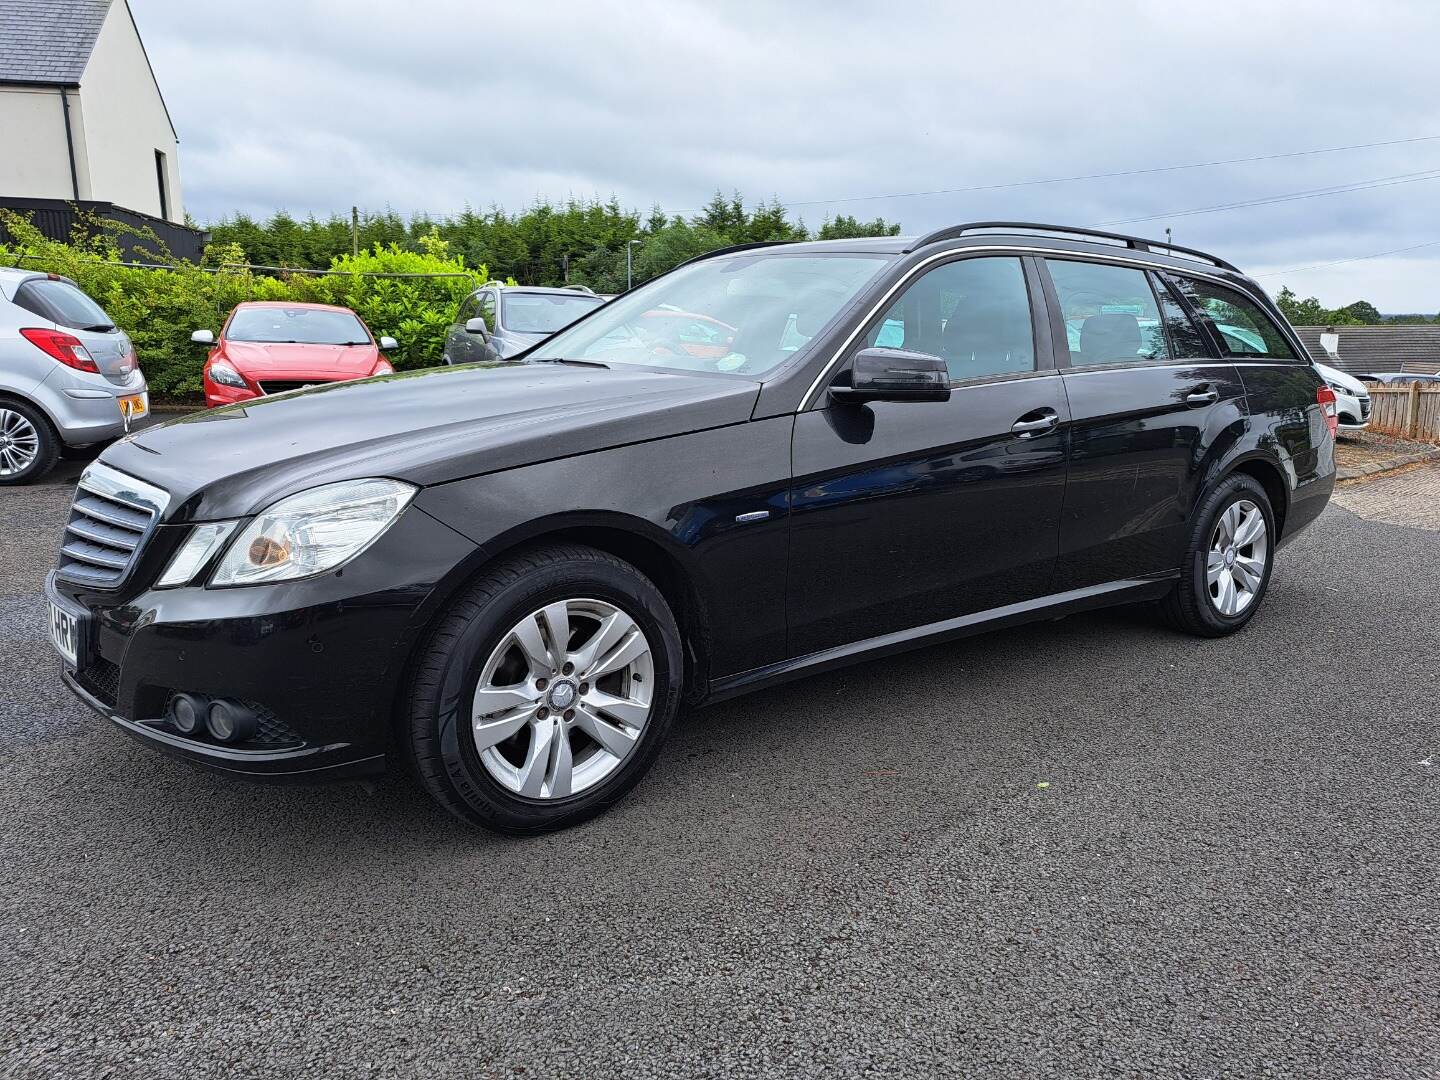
[55,463,169,590]
[1361,398,1372,420]
[259,380,326,396]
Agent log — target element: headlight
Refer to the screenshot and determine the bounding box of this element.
[156,521,238,587]
[210,478,417,586]
[1327,382,1351,398]
[208,361,248,389]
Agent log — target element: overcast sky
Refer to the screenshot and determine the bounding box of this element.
[132,0,1440,311]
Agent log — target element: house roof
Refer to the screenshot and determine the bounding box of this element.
[1295,325,1440,375]
[0,0,111,86]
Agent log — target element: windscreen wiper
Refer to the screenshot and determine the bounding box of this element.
[528,357,610,369]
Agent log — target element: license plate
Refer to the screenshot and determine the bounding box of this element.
[119,392,148,420]
[48,601,79,667]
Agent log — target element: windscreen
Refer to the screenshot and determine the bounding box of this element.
[501,293,604,334]
[530,253,893,375]
[226,307,370,345]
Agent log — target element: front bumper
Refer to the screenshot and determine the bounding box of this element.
[1335,391,1371,431]
[47,504,478,781]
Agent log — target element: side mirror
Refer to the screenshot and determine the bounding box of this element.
[191,329,214,345]
[379,336,398,351]
[830,348,950,404]
[465,317,489,337]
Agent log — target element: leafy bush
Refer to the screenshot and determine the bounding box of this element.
[0,212,485,401]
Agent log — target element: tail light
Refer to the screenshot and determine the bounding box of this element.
[1317,385,1338,437]
[19,328,99,373]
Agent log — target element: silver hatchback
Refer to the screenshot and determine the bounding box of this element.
[0,268,148,484]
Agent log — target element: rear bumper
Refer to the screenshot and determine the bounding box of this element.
[35,367,147,445]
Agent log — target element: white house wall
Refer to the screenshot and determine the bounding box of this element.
[76,0,182,221]
[0,84,89,200]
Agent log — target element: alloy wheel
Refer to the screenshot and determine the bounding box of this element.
[0,409,40,477]
[1206,499,1268,616]
[470,598,654,799]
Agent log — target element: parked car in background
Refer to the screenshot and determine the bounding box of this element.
[1352,371,1440,386]
[0,268,148,484]
[193,302,396,407]
[47,222,1335,834]
[443,285,604,364]
[1315,362,1370,432]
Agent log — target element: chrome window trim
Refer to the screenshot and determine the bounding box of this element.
[798,244,1301,410]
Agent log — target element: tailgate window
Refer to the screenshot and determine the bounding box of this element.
[14,278,114,331]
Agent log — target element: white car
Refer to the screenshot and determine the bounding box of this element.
[1316,362,1370,433]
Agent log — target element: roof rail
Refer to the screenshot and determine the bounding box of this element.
[905,221,1239,273]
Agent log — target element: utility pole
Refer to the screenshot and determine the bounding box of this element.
[351,206,360,257]
[627,239,642,291]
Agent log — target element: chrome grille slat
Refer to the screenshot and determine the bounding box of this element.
[65,517,141,550]
[61,540,131,570]
[72,495,152,531]
[55,463,169,590]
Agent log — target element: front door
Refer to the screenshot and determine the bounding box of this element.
[444,293,480,364]
[787,255,1070,657]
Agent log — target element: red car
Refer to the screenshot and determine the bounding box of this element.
[193,302,397,407]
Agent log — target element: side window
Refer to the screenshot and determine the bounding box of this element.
[478,292,498,329]
[1045,259,1168,366]
[456,294,478,323]
[1149,273,1211,359]
[1169,277,1296,359]
[864,256,1034,381]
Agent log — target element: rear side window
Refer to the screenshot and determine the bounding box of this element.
[1045,260,1169,366]
[1169,277,1296,360]
[865,256,1035,381]
[14,278,113,330]
[1149,273,1211,359]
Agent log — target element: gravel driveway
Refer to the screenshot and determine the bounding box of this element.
[2,463,1437,1079]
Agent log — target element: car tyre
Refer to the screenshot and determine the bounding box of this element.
[1160,472,1275,637]
[406,543,684,834]
[0,399,60,486]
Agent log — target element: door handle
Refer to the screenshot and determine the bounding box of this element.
[1011,409,1059,438]
[1185,385,1219,407]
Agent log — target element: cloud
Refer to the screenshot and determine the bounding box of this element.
[133,0,1440,308]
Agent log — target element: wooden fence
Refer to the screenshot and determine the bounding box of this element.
[1367,385,1440,442]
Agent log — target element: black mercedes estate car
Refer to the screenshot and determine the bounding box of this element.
[47,222,1337,833]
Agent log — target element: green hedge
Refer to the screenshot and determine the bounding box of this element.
[0,212,487,401]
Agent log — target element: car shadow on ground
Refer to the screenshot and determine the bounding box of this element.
[29,602,1166,874]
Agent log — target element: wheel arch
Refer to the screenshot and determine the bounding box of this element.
[389,511,714,750]
[1219,453,1290,539]
[0,388,62,436]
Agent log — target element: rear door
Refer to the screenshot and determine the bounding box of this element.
[1039,257,1245,591]
[786,254,1070,656]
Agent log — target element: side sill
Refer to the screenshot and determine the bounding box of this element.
[704,574,1177,704]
